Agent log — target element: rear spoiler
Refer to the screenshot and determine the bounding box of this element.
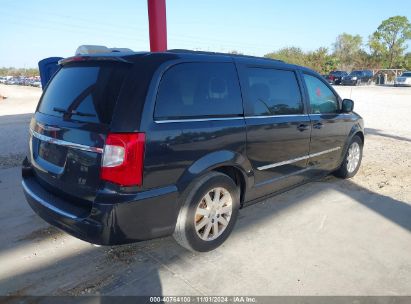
[58,56,131,66]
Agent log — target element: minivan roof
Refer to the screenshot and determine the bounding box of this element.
[56,49,322,133]
[167,49,284,62]
[60,49,308,72]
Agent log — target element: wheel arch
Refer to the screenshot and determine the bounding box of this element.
[355,130,364,144]
[176,150,253,206]
[212,165,247,207]
[338,124,364,166]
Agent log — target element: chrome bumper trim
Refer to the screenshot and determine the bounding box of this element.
[30,129,103,154]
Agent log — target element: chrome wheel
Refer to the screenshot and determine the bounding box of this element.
[347,142,361,173]
[194,187,233,241]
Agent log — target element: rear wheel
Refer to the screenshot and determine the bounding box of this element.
[335,135,363,179]
[173,172,240,252]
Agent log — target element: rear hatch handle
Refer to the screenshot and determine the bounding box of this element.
[29,129,103,175]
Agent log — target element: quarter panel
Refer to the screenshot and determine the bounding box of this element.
[142,119,248,192]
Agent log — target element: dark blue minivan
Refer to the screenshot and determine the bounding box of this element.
[22,50,364,252]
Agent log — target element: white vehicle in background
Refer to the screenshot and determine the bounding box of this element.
[31,81,42,88]
[394,71,411,87]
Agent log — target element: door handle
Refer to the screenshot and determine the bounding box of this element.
[313,122,323,129]
[297,124,310,131]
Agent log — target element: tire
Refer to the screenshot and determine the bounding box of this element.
[335,135,363,179]
[173,172,240,252]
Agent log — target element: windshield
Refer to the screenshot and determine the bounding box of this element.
[401,72,411,77]
[38,63,130,124]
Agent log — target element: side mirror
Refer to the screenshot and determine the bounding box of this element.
[342,99,354,113]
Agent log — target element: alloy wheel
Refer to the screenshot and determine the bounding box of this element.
[347,142,361,173]
[194,187,233,241]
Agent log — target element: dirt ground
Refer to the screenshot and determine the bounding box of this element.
[0,85,40,168]
[0,84,410,296]
[334,85,411,203]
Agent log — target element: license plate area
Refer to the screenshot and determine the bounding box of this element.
[38,140,67,167]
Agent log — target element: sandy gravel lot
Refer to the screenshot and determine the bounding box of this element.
[0,84,40,168]
[334,85,411,203]
[0,84,410,296]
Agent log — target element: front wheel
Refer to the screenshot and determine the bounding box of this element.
[335,135,363,179]
[173,172,240,252]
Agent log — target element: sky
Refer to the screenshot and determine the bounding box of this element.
[1,0,410,68]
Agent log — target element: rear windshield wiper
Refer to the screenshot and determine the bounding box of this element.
[53,107,96,117]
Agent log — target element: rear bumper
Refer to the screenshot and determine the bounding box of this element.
[22,171,179,245]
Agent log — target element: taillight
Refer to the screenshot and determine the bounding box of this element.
[100,133,145,186]
[330,75,335,80]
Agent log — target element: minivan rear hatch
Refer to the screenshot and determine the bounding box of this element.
[28,60,131,207]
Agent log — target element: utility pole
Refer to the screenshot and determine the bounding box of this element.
[147,0,167,52]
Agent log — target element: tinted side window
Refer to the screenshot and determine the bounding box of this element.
[303,74,339,114]
[154,62,242,119]
[242,68,303,116]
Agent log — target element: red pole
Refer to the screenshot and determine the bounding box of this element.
[147,0,167,52]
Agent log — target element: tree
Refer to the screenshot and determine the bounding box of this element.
[264,47,338,74]
[0,67,39,77]
[405,52,411,70]
[396,52,411,70]
[264,47,307,66]
[306,47,338,74]
[333,33,363,70]
[355,50,382,69]
[369,16,411,68]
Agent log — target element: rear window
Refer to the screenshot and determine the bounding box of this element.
[401,72,411,77]
[38,63,130,124]
[154,62,243,120]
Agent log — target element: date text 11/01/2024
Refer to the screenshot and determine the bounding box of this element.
[149,296,257,303]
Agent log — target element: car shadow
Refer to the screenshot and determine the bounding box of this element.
[365,128,411,143]
[332,177,411,232]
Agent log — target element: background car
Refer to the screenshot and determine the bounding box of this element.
[5,78,18,85]
[326,70,348,85]
[394,71,411,87]
[342,70,373,86]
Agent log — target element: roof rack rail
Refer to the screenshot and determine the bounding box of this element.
[167,49,284,63]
